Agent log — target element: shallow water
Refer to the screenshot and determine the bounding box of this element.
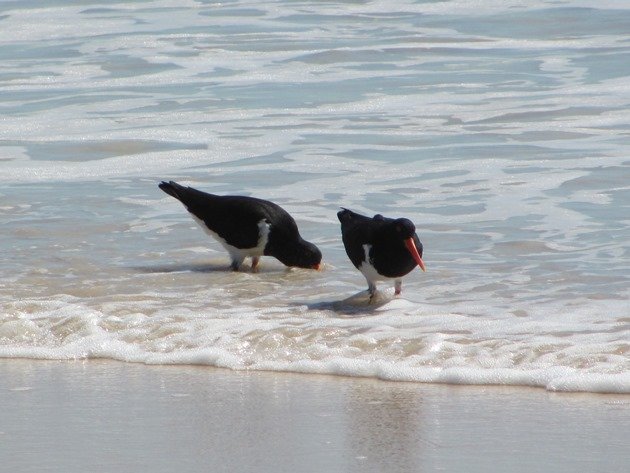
[1,0,629,393]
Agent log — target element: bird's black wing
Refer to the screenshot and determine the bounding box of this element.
[337,209,386,269]
[159,181,270,249]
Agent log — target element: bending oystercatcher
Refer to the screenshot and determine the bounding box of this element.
[338,208,426,300]
[158,181,322,271]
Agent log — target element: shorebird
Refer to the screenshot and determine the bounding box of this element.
[159,181,321,271]
[338,208,425,300]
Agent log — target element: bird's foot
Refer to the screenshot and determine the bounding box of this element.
[367,283,378,304]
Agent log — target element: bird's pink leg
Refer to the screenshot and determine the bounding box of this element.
[394,279,402,296]
[251,256,260,272]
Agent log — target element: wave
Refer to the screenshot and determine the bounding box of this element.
[2,296,628,394]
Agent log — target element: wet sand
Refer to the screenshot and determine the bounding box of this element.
[1,359,628,473]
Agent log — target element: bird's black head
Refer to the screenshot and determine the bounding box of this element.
[393,218,417,240]
[269,238,322,270]
[392,218,426,271]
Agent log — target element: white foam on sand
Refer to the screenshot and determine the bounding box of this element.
[1,294,628,394]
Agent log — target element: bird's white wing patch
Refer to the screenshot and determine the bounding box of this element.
[362,244,372,265]
[358,244,384,283]
[257,219,271,253]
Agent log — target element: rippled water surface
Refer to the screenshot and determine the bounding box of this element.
[1,0,629,393]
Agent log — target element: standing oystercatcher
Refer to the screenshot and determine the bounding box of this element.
[159,181,322,271]
[338,208,426,300]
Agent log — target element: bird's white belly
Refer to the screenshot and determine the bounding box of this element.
[358,244,390,282]
[191,215,270,260]
[358,260,387,283]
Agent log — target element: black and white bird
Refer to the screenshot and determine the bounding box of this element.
[338,208,426,300]
[159,181,322,271]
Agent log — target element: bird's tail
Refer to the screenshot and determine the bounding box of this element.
[337,207,358,223]
[158,181,187,202]
[337,207,350,219]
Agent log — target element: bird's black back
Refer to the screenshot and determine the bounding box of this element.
[159,181,298,249]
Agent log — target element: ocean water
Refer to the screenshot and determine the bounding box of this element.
[1,0,628,393]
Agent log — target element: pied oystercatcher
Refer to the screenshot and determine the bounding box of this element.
[159,181,322,271]
[338,208,426,299]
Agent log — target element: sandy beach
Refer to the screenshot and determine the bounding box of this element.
[1,359,628,473]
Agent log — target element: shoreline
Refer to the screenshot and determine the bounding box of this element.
[2,358,628,473]
[2,352,628,395]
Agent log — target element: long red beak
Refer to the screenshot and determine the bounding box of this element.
[404,238,426,272]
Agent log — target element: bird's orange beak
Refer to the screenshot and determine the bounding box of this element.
[404,238,426,272]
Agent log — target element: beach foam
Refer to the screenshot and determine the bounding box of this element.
[1,293,628,393]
